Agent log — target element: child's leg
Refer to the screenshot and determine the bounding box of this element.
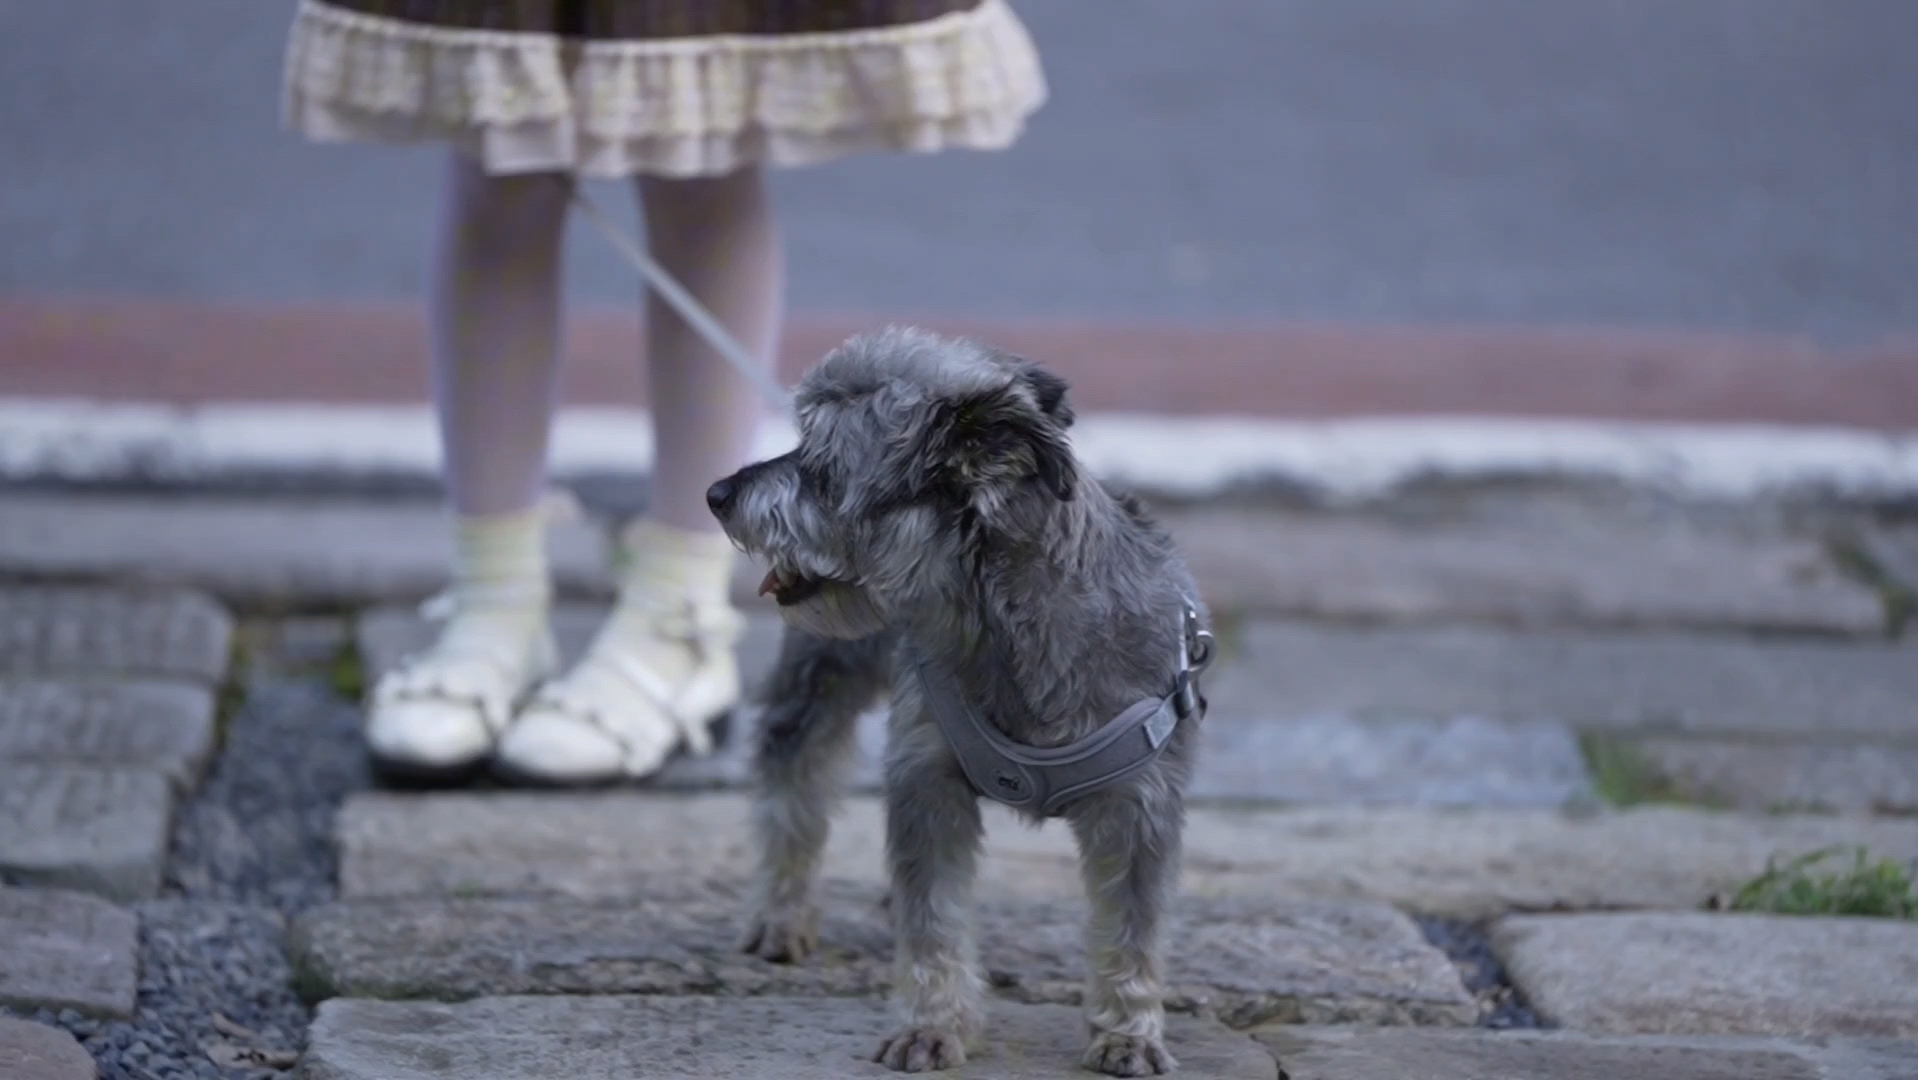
[364,152,572,778]
[638,167,785,533]
[431,157,573,517]
[498,167,783,785]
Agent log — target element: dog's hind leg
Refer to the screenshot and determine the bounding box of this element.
[740,625,892,962]
[1068,786,1185,1077]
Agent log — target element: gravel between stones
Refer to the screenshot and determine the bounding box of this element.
[2,629,372,1079]
[6,902,310,1080]
[1413,917,1541,1030]
[165,666,371,913]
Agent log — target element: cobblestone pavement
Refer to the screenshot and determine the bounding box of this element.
[3,482,1916,1078]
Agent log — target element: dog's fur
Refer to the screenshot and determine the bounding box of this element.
[708,328,1207,1076]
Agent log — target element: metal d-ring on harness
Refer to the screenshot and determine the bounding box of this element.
[573,192,1214,816]
[909,602,1215,818]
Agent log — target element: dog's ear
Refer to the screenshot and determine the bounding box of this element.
[935,376,1078,503]
[1021,366,1075,429]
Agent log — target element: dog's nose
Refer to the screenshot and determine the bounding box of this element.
[706,475,738,515]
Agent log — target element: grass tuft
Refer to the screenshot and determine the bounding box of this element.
[1579,733,1701,808]
[1723,846,1917,919]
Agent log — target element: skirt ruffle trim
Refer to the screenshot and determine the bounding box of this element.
[282,0,1048,177]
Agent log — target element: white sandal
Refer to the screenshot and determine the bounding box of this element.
[494,600,743,785]
[364,587,557,781]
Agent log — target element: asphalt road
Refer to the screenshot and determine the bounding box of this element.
[1,1,1914,338]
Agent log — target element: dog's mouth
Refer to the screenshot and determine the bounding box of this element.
[757,566,829,607]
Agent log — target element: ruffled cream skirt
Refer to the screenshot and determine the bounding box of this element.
[282,0,1048,178]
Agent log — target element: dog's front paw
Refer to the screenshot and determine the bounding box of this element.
[874,1027,968,1072]
[737,904,818,963]
[1082,1032,1176,1077]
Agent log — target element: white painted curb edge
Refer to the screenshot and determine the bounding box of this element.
[4,399,1918,503]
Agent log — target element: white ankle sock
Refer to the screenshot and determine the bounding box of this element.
[454,507,548,592]
[433,508,552,661]
[582,518,739,681]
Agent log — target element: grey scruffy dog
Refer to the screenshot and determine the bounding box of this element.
[706,327,1210,1076]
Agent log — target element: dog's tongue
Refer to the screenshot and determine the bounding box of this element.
[757,569,781,597]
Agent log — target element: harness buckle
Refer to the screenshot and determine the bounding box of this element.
[1173,672,1201,721]
[1175,603,1213,719]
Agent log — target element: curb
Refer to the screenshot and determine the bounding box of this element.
[5,399,1918,506]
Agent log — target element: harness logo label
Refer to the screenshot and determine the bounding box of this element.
[995,772,1025,795]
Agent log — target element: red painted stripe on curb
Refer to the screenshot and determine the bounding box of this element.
[2,299,1916,427]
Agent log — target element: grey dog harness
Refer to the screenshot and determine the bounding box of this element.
[911,604,1214,817]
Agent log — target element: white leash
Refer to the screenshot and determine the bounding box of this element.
[569,189,795,415]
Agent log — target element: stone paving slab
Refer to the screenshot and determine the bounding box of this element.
[0,493,612,608]
[0,885,139,1018]
[1807,1038,1918,1080]
[1628,737,1918,812]
[0,679,217,789]
[1191,714,1591,809]
[288,892,1473,1028]
[0,1017,98,1080]
[335,792,805,902]
[1251,1026,1830,1080]
[1163,806,1918,918]
[1490,912,1918,1037]
[301,995,1277,1080]
[995,896,1472,1028]
[334,791,1918,918]
[1209,620,1918,741]
[1161,505,1881,634]
[0,764,174,900]
[0,587,230,684]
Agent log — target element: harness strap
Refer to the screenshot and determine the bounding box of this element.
[910,603,1211,817]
